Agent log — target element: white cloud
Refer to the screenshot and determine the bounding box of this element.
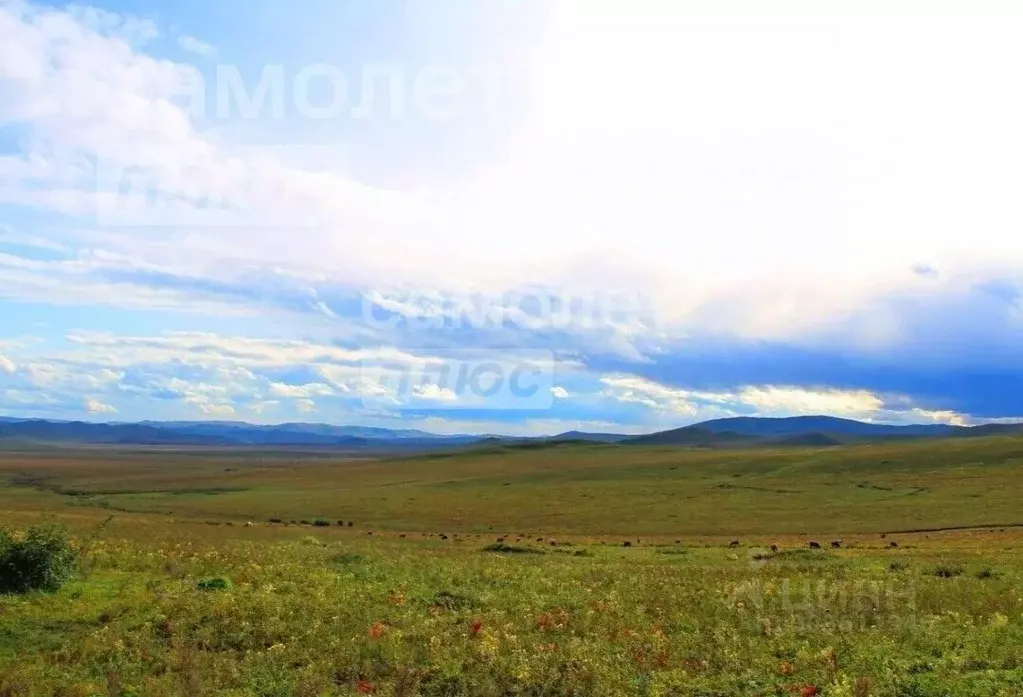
[2,0,1021,349]
[63,331,435,370]
[0,354,15,374]
[1,2,1022,430]
[176,34,215,57]
[599,373,974,426]
[84,397,117,414]
[550,385,569,399]
[295,398,316,414]
[411,383,458,402]
[737,386,883,417]
[198,402,236,417]
[267,382,333,399]
[600,375,703,416]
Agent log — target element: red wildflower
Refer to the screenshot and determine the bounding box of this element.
[368,622,387,640]
[356,680,376,694]
[799,685,819,697]
[470,619,483,635]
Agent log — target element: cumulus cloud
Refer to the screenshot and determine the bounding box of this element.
[550,386,569,399]
[411,384,459,402]
[84,397,117,414]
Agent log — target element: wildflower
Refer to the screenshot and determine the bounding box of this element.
[470,619,483,635]
[368,622,387,640]
[799,685,819,697]
[356,680,376,694]
[779,660,794,676]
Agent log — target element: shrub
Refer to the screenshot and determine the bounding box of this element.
[196,577,232,592]
[329,552,364,566]
[430,590,475,610]
[932,565,964,578]
[0,524,77,594]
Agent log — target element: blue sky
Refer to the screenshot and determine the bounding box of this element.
[2,0,1023,434]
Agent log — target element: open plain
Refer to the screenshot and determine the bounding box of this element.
[0,437,1020,696]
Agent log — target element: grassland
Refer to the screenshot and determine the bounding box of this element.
[0,437,1021,695]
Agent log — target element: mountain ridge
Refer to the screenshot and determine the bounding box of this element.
[1,414,1021,448]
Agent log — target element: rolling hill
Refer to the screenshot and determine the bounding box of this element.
[625,415,1023,446]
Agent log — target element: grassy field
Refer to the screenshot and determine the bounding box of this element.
[0,437,1021,695]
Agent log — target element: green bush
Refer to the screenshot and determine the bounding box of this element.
[0,524,77,594]
[196,576,232,592]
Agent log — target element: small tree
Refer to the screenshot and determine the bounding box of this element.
[0,523,77,594]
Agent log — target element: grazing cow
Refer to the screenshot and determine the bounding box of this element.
[770,544,779,553]
[729,540,740,548]
[550,540,557,547]
[809,541,821,549]
[399,533,406,538]
[496,537,505,543]
[880,533,887,539]
[536,537,544,543]
[347,521,354,527]
[675,540,681,545]
[244,521,254,528]
[439,534,449,540]
[831,540,842,549]
[889,541,899,548]
[623,541,632,547]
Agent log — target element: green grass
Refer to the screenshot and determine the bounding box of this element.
[0,438,1020,695]
[2,436,1022,536]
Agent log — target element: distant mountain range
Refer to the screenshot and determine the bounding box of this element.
[623,415,1023,446]
[1,414,1021,450]
[0,417,479,450]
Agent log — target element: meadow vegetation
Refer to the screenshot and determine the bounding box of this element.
[0,437,1020,695]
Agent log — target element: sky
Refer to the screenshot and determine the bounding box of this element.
[2,0,1023,435]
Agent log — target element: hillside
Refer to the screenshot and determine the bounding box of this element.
[626,415,1023,446]
[2,433,1022,536]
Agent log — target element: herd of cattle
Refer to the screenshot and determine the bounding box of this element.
[729,538,900,550]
